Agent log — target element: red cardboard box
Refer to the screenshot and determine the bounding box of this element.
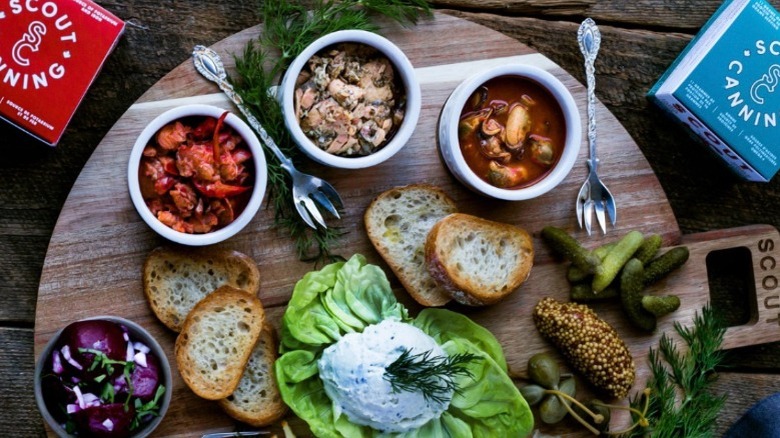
[0,0,124,145]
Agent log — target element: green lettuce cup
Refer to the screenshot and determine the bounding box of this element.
[275,254,533,437]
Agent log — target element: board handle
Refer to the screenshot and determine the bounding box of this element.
[680,225,780,350]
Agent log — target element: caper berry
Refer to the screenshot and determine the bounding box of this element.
[528,352,561,389]
[520,384,546,406]
[559,376,576,397]
[539,391,569,424]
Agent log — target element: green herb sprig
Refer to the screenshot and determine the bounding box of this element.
[383,348,479,404]
[625,305,726,437]
[232,0,431,264]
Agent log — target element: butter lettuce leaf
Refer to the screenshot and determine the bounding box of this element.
[276,256,533,438]
[282,254,407,353]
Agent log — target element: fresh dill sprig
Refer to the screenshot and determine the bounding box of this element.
[625,305,726,437]
[383,348,480,404]
[231,0,431,264]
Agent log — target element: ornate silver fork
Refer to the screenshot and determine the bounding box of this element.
[575,18,616,235]
[192,45,343,229]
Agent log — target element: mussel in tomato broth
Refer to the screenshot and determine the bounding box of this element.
[458,75,566,189]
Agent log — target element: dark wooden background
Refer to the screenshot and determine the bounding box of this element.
[4,0,780,435]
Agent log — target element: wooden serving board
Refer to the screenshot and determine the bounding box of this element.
[34,13,780,437]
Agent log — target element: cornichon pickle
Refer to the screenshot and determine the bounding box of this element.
[570,282,618,302]
[634,234,662,265]
[528,352,561,389]
[592,231,644,293]
[644,246,690,285]
[641,295,681,317]
[520,384,546,406]
[619,258,657,331]
[542,226,600,274]
[567,243,616,283]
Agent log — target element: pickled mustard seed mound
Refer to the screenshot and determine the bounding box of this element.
[175,286,265,400]
[143,246,260,332]
[533,297,635,399]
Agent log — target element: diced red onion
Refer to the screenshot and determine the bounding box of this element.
[52,350,64,374]
[102,418,114,431]
[60,345,83,371]
[83,393,101,407]
[125,341,135,362]
[71,376,80,384]
[133,352,148,368]
[66,404,80,414]
[123,331,130,342]
[73,384,85,409]
[133,342,150,355]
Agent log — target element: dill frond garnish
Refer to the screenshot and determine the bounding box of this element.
[383,348,480,404]
[625,304,726,437]
[231,0,431,264]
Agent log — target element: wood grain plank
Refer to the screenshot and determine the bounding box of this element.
[0,327,45,437]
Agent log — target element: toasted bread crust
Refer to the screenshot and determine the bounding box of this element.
[364,184,457,307]
[175,286,265,400]
[218,324,287,426]
[143,246,260,332]
[425,213,534,306]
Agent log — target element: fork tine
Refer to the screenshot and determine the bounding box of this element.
[583,200,594,235]
[316,180,344,210]
[594,200,607,234]
[301,195,327,229]
[605,192,617,226]
[311,190,341,219]
[294,200,317,229]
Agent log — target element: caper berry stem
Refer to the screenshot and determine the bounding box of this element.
[600,387,652,435]
[555,393,602,436]
[544,389,604,426]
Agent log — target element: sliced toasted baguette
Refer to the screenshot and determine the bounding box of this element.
[175,286,265,400]
[218,324,287,426]
[425,213,534,306]
[143,246,260,332]
[364,184,458,307]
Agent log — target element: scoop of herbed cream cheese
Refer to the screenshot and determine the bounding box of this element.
[317,319,452,433]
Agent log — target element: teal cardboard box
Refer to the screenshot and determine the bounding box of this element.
[649,0,780,182]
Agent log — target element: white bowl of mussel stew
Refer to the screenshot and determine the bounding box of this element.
[280,30,421,169]
[438,64,581,200]
[35,316,172,437]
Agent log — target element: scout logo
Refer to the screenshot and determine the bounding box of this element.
[0,0,77,90]
[750,64,780,104]
[724,40,780,128]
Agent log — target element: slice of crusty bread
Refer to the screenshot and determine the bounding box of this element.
[364,184,458,307]
[175,286,265,400]
[425,213,534,306]
[218,324,287,426]
[143,246,260,332]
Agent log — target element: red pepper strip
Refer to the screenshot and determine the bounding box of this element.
[193,179,251,198]
[213,111,229,164]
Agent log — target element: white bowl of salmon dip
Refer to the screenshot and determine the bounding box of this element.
[280,30,421,169]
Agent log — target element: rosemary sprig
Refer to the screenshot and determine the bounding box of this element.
[383,348,480,404]
[625,305,726,437]
[232,0,431,264]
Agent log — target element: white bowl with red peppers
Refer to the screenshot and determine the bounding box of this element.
[127,104,268,246]
[34,316,172,438]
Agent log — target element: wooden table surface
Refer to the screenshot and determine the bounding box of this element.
[5,1,780,436]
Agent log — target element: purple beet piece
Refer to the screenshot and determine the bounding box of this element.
[129,352,161,401]
[74,402,135,438]
[59,320,127,376]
